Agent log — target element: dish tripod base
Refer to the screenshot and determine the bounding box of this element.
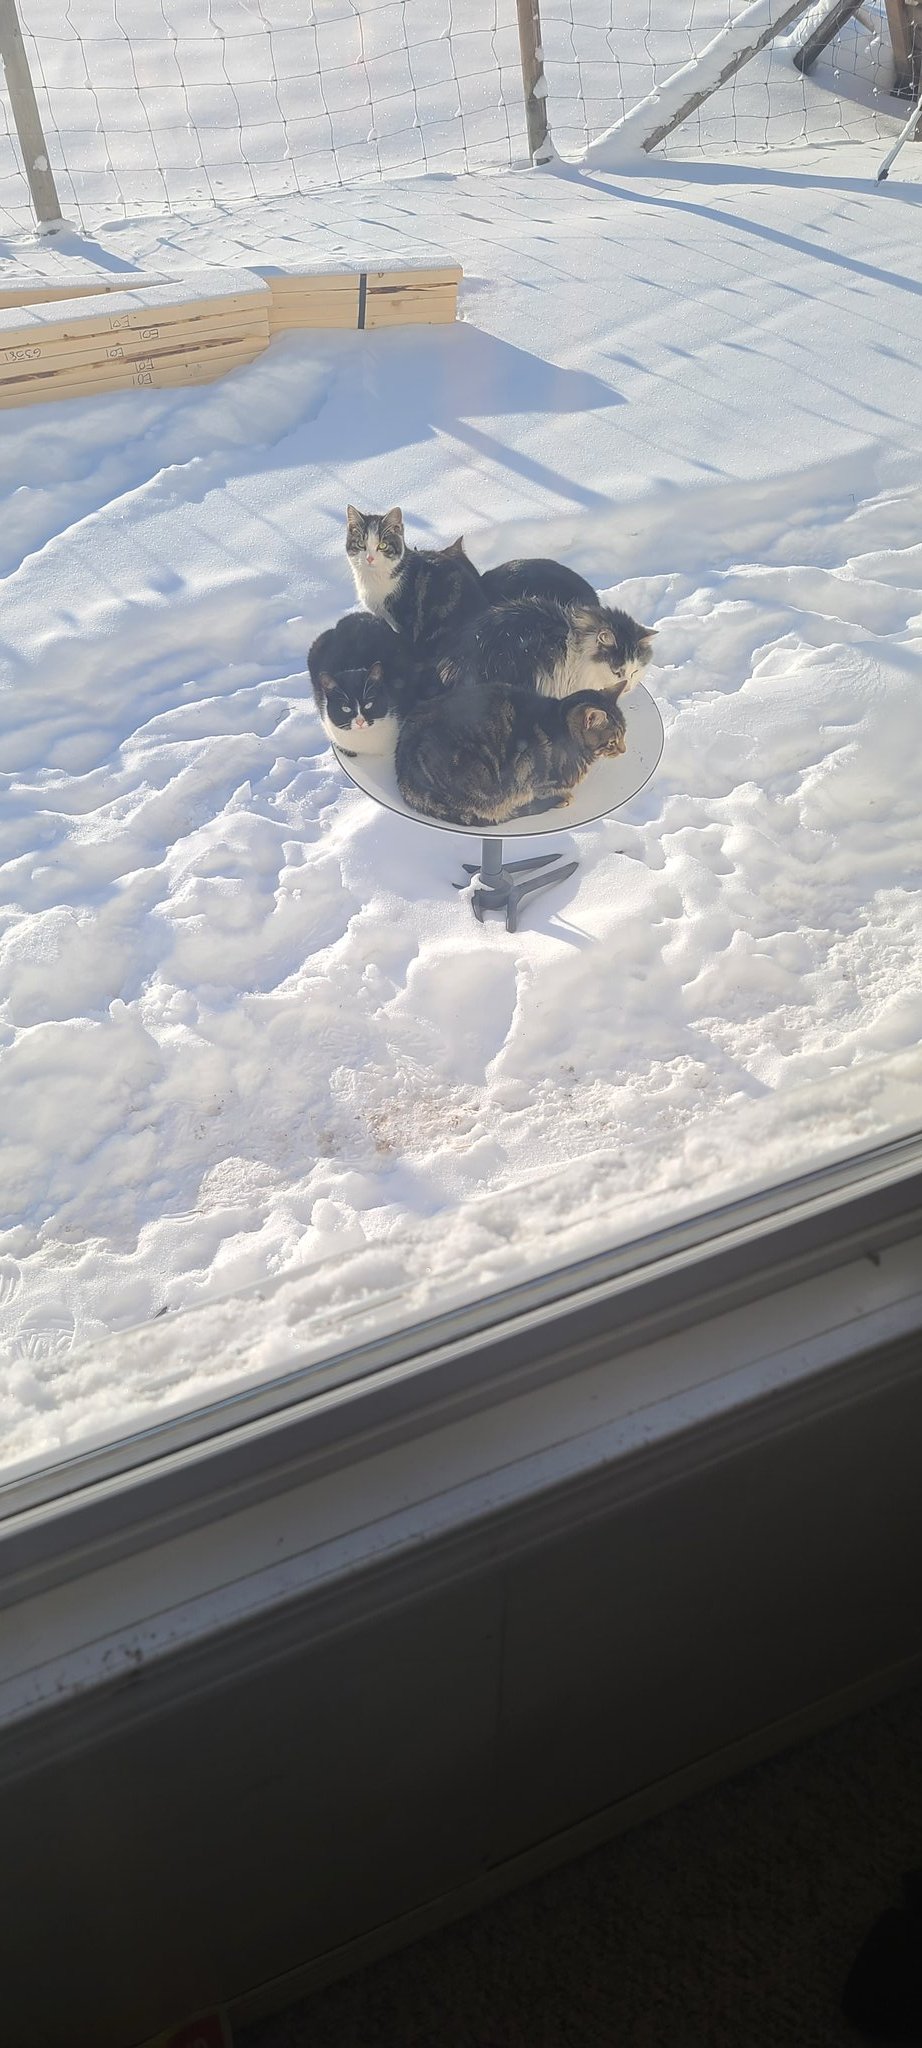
[454,836,577,932]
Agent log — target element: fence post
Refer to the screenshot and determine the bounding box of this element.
[0,0,63,229]
[515,0,553,162]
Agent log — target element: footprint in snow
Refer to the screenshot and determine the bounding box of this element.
[0,1259,21,1307]
[10,1309,76,1365]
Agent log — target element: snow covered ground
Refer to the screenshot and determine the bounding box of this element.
[2,153,922,1472]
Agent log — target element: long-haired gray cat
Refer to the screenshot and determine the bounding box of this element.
[346,505,485,657]
[438,594,656,701]
[395,683,627,829]
[480,556,600,609]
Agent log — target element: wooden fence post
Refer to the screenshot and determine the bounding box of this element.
[0,0,63,228]
[585,0,814,162]
[883,0,921,96]
[515,0,553,163]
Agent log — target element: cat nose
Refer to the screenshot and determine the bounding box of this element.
[354,715,368,728]
[366,553,375,563]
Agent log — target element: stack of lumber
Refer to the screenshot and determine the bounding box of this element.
[0,269,271,410]
[0,251,462,411]
[259,256,462,334]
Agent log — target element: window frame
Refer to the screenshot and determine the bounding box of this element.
[2,1124,921,1610]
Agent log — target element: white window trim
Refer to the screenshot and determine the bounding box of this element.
[3,1124,921,1592]
[2,1214,920,1778]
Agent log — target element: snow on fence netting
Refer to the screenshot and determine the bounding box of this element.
[0,0,904,230]
[539,0,898,158]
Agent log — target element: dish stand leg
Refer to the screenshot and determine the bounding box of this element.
[454,836,578,933]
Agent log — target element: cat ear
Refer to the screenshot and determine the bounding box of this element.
[596,627,617,650]
[317,672,335,695]
[346,505,364,529]
[443,535,466,557]
[382,507,404,533]
[366,661,384,682]
[639,625,657,643]
[570,701,609,736]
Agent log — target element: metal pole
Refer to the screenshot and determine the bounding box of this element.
[877,77,922,177]
[479,838,504,886]
[515,0,553,163]
[0,0,63,229]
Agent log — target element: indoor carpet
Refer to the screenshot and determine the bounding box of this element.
[240,1683,922,2048]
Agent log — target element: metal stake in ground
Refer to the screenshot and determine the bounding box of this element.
[0,0,64,229]
[877,81,922,179]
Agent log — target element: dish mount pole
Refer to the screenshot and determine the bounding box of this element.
[454,836,577,932]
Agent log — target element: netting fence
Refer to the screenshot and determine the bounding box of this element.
[0,0,909,234]
[543,0,898,157]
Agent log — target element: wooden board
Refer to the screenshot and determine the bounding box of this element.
[367,265,461,291]
[0,341,264,409]
[266,264,461,295]
[268,295,360,332]
[0,312,270,377]
[267,275,361,299]
[263,262,460,333]
[259,254,459,274]
[267,275,458,334]
[0,274,163,310]
[0,272,269,350]
[270,286,360,320]
[364,289,458,330]
[0,292,267,350]
[0,333,262,393]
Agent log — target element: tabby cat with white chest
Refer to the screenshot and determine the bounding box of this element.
[438,595,656,702]
[346,505,485,658]
[308,612,412,759]
[396,683,627,829]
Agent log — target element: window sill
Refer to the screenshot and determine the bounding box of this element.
[2,1221,921,1780]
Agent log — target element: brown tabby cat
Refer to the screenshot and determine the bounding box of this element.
[395,682,627,828]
